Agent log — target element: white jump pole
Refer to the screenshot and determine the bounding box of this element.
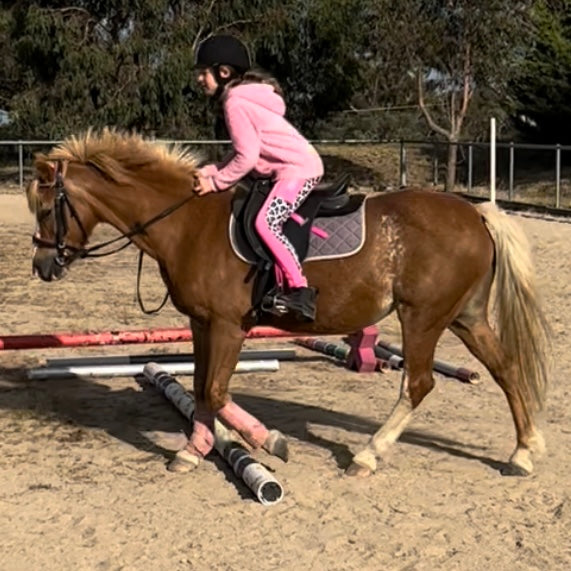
[490,117,496,204]
[143,363,284,506]
[27,359,280,380]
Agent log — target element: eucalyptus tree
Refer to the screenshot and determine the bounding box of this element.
[2,0,365,139]
[361,0,535,190]
[512,0,571,143]
[4,1,290,138]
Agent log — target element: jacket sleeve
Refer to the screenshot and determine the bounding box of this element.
[197,151,234,179]
[209,97,261,191]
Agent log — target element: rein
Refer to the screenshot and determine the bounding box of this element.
[33,159,196,314]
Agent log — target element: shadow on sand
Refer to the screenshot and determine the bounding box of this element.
[0,363,509,485]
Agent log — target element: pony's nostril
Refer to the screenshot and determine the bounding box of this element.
[32,253,57,282]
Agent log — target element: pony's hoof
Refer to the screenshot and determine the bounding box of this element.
[345,462,373,478]
[263,429,289,462]
[505,448,533,476]
[167,450,201,473]
[501,462,531,477]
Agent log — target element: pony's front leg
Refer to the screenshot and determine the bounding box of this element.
[168,318,217,472]
[218,399,289,462]
[168,318,287,473]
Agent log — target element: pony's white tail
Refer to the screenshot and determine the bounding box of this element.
[477,202,551,412]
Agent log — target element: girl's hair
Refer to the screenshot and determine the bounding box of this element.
[226,68,283,97]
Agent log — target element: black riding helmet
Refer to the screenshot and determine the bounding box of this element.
[194,35,251,74]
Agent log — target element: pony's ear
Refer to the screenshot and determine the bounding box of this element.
[34,157,55,184]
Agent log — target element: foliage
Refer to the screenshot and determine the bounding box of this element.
[356,0,535,188]
[0,0,568,147]
[511,0,571,143]
[0,0,363,138]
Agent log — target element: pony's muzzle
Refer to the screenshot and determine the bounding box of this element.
[32,248,65,282]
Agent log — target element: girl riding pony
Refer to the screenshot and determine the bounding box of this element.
[193,34,324,322]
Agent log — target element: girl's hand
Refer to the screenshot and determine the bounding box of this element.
[194,175,216,196]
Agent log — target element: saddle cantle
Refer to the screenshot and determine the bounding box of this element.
[229,174,367,309]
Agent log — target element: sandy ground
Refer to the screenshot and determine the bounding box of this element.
[0,191,569,571]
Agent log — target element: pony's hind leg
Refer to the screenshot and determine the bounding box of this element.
[347,307,443,477]
[450,314,544,475]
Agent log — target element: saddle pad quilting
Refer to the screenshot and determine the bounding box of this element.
[229,201,366,264]
[306,206,365,260]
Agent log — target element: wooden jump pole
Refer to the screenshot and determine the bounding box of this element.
[0,326,294,351]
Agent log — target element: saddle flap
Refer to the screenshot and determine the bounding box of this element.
[235,179,273,265]
[313,173,351,197]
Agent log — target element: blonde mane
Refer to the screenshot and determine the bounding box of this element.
[27,128,202,214]
[43,128,201,185]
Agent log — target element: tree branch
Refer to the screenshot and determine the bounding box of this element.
[214,19,258,33]
[458,43,473,128]
[43,7,91,18]
[450,89,456,133]
[417,70,450,139]
[192,0,218,54]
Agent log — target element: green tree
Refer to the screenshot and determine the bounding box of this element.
[1,0,365,139]
[7,1,201,138]
[253,0,363,134]
[0,4,20,113]
[511,0,571,143]
[361,0,535,190]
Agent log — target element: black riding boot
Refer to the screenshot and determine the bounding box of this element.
[273,286,318,322]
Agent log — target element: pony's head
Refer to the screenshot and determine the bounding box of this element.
[26,157,97,281]
[27,128,201,281]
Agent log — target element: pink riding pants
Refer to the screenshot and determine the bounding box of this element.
[254,177,320,289]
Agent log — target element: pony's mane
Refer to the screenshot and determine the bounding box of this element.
[44,128,201,185]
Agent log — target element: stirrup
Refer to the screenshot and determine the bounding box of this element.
[261,288,289,317]
[261,287,317,321]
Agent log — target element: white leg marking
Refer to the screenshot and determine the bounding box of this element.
[353,373,413,471]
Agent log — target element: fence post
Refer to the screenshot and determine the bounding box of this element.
[555,144,561,209]
[467,144,473,192]
[18,142,24,191]
[508,142,515,201]
[432,147,438,186]
[399,140,407,187]
[490,118,496,204]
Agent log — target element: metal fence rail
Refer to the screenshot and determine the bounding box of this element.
[1,138,569,210]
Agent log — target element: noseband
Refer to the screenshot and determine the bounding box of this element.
[32,160,90,267]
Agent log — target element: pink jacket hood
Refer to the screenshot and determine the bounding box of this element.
[199,83,323,190]
[224,83,287,116]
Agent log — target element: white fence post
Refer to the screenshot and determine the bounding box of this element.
[490,118,496,204]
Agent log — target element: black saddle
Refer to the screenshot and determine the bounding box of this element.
[231,173,365,311]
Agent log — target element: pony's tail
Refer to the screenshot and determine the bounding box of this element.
[477,202,551,413]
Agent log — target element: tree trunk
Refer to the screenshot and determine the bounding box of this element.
[445,140,458,192]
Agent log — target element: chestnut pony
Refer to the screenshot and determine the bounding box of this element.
[27,129,550,477]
